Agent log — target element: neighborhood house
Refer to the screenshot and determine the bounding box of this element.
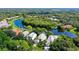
[23,31,29,37]
[12,28,22,36]
[28,32,37,40]
[0,19,10,28]
[47,35,59,45]
[38,33,47,41]
[64,23,73,29]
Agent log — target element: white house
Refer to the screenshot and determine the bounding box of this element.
[44,46,50,51]
[38,33,47,41]
[48,18,53,20]
[6,16,19,20]
[10,16,19,19]
[46,35,59,45]
[48,18,59,21]
[0,19,10,28]
[34,39,40,44]
[6,18,11,20]
[28,32,37,40]
[53,19,59,21]
[15,16,19,18]
[23,31,29,37]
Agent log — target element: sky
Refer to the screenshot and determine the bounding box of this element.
[0,0,79,8]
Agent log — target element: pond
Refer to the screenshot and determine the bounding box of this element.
[51,29,77,38]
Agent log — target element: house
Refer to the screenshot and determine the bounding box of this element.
[10,16,19,19]
[64,23,73,29]
[53,19,59,21]
[46,35,59,45]
[15,16,19,18]
[34,39,40,44]
[44,46,50,51]
[6,16,19,20]
[0,19,10,28]
[28,32,37,40]
[48,18,53,20]
[6,18,12,20]
[38,33,47,41]
[23,31,29,37]
[12,28,22,36]
[48,18,59,21]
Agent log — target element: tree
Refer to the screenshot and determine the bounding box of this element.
[27,25,33,32]
[6,40,19,50]
[75,26,79,32]
[0,30,11,50]
[57,26,64,32]
[73,38,79,47]
[49,35,79,51]
[19,40,30,51]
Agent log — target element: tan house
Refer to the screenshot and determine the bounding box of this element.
[64,24,73,29]
[12,28,22,36]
